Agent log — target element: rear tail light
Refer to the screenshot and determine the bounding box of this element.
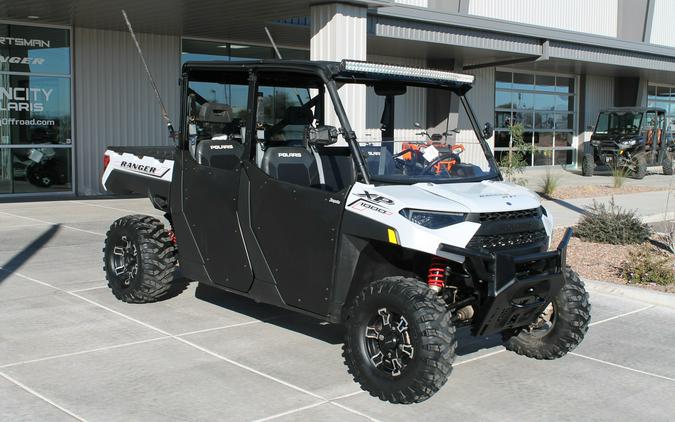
[103,153,111,170]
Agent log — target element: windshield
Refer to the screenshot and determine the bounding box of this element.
[595,111,643,136]
[347,83,498,184]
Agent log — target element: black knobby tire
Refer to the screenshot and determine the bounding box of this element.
[103,215,184,303]
[633,155,647,179]
[581,154,594,177]
[342,277,456,404]
[663,155,674,175]
[504,267,590,360]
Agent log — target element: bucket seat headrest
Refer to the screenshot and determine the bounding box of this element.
[199,102,233,123]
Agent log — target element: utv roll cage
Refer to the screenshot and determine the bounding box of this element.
[179,59,501,185]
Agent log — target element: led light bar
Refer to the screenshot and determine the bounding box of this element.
[341,60,474,84]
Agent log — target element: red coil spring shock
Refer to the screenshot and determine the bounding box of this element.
[168,229,177,245]
[427,257,447,291]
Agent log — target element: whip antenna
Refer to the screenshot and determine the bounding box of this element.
[265,26,283,60]
[122,9,175,136]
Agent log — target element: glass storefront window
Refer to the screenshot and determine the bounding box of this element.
[0,22,71,195]
[493,70,577,166]
[648,84,675,132]
[0,24,70,75]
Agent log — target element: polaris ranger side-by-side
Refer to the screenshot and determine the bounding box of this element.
[101,59,590,404]
[584,107,674,178]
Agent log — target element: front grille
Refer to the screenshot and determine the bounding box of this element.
[478,208,540,222]
[467,229,548,251]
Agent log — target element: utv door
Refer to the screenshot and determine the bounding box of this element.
[179,70,254,292]
[245,74,352,315]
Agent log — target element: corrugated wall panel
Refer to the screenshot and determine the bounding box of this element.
[584,75,614,130]
[311,3,367,141]
[74,27,180,195]
[365,54,427,143]
[582,75,614,149]
[649,0,675,47]
[394,0,428,6]
[371,16,542,56]
[468,0,618,37]
[549,41,675,72]
[457,67,494,169]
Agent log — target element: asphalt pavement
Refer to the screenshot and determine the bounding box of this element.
[1,197,674,421]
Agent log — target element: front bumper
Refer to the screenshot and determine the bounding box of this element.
[440,228,573,336]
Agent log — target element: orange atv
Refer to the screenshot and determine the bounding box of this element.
[397,126,464,175]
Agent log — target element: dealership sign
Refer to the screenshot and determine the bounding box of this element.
[0,87,54,112]
[0,37,50,66]
[0,37,50,48]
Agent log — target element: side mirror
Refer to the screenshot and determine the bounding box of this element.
[482,122,494,139]
[306,125,338,146]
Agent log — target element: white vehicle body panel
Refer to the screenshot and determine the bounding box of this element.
[345,181,553,261]
[101,149,174,191]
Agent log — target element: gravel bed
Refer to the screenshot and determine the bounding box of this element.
[551,228,675,294]
[541,184,667,200]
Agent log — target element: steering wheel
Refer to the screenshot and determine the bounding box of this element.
[392,148,424,173]
[421,152,462,175]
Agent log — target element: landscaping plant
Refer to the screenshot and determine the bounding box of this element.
[619,245,675,286]
[499,123,533,184]
[611,165,629,189]
[540,169,560,197]
[575,197,651,245]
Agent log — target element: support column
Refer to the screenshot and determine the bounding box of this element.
[310,3,367,140]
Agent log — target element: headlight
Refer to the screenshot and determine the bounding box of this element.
[399,209,465,229]
[619,139,637,147]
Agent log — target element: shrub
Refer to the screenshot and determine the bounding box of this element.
[575,197,651,245]
[619,245,675,286]
[612,166,629,188]
[499,123,533,184]
[540,170,560,197]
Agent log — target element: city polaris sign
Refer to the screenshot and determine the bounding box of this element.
[0,87,53,112]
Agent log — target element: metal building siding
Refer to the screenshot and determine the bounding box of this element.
[365,54,427,142]
[467,0,618,37]
[584,75,614,132]
[394,0,428,6]
[649,0,675,47]
[370,16,542,56]
[74,27,180,195]
[457,67,494,167]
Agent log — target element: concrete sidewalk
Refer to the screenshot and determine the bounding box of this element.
[515,167,675,227]
[544,189,674,228]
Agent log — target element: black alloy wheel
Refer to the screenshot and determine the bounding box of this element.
[364,307,415,377]
[109,235,139,286]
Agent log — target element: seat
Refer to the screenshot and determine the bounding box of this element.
[198,102,235,139]
[260,146,320,187]
[315,145,355,191]
[196,139,244,170]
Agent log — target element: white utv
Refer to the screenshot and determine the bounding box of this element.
[101,59,590,404]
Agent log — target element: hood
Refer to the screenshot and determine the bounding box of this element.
[371,180,541,214]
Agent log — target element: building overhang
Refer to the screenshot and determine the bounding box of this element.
[370,5,675,76]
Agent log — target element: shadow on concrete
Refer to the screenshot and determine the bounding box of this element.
[194,283,505,354]
[547,197,589,216]
[0,224,61,285]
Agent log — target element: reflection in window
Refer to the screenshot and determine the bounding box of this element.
[493,70,576,166]
[0,23,72,194]
[648,84,675,132]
